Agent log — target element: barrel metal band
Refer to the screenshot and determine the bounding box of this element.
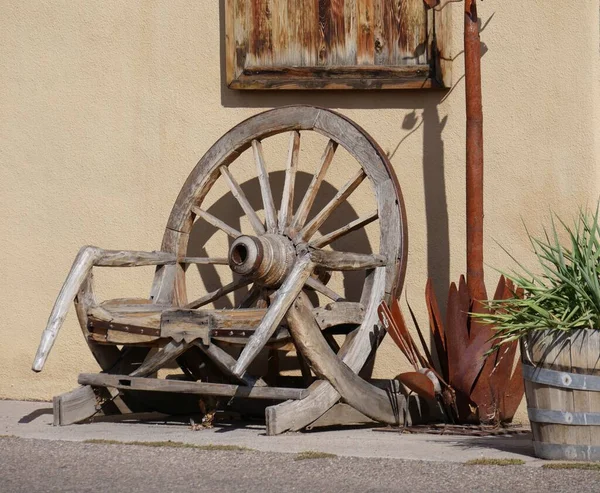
[522,364,600,391]
[534,441,600,461]
[528,407,600,426]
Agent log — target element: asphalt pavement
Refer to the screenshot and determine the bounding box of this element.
[1,400,599,492]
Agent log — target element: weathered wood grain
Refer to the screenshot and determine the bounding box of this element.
[309,249,387,271]
[192,207,242,239]
[310,210,378,248]
[252,139,278,232]
[33,246,100,371]
[286,293,405,425]
[130,341,190,377]
[278,131,300,233]
[313,301,365,330]
[305,276,345,302]
[192,340,267,387]
[225,0,446,89]
[232,255,315,377]
[289,139,337,234]
[296,168,366,242]
[306,402,374,429]
[220,166,266,236]
[525,330,600,460]
[32,244,181,369]
[52,386,100,426]
[185,277,252,310]
[78,373,308,401]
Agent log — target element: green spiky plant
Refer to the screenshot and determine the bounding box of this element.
[477,205,600,348]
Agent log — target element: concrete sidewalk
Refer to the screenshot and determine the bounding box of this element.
[0,400,541,465]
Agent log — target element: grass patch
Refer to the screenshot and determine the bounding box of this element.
[0,434,16,439]
[83,439,251,451]
[466,458,525,466]
[542,462,600,471]
[295,451,337,461]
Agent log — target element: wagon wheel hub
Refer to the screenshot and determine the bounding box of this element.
[228,233,296,288]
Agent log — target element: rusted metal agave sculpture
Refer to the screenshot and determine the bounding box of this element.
[380,0,525,424]
[380,278,524,424]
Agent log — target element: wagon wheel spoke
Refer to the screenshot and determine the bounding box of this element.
[238,284,262,308]
[256,288,270,308]
[309,249,387,271]
[252,140,278,233]
[185,277,252,309]
[220,165,265,235]
[305,276,345,302]
[295,169,366,243]
[180,257,229,265]
[309,211,379,249]
[192,206,241,239]
[232,255,314,378]
[288,139,338,235]
[278,131,300,233]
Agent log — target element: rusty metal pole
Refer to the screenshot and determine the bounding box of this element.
[464,0,485,300]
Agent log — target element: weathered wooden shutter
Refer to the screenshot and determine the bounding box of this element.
[226,0,451,90]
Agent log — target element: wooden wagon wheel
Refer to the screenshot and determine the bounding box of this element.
[158,106,408,432]
[37,106,408,430]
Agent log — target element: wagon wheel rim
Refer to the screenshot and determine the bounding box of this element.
[160,106,407,381]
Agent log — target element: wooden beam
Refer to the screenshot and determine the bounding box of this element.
[78,373,308,401]
[232,255,314,378]
[309,250,387,271]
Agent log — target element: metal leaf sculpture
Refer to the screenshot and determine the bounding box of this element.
[426,276,524,423]
[381,277,524,424]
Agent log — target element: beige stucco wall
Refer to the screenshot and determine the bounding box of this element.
[1,1,599,426]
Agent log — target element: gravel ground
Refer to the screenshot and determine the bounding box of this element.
[0,437,598,493]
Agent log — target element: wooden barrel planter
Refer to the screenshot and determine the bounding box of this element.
[523,329,600,460]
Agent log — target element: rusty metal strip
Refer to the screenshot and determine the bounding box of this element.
[87,319,161,337]
[210,329,254,338]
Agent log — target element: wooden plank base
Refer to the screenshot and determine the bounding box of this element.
[52,385,123,426]
[78,373,308,401]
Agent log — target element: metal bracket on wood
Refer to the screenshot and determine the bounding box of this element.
[528,407,600,426]
[522,364,600,392]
